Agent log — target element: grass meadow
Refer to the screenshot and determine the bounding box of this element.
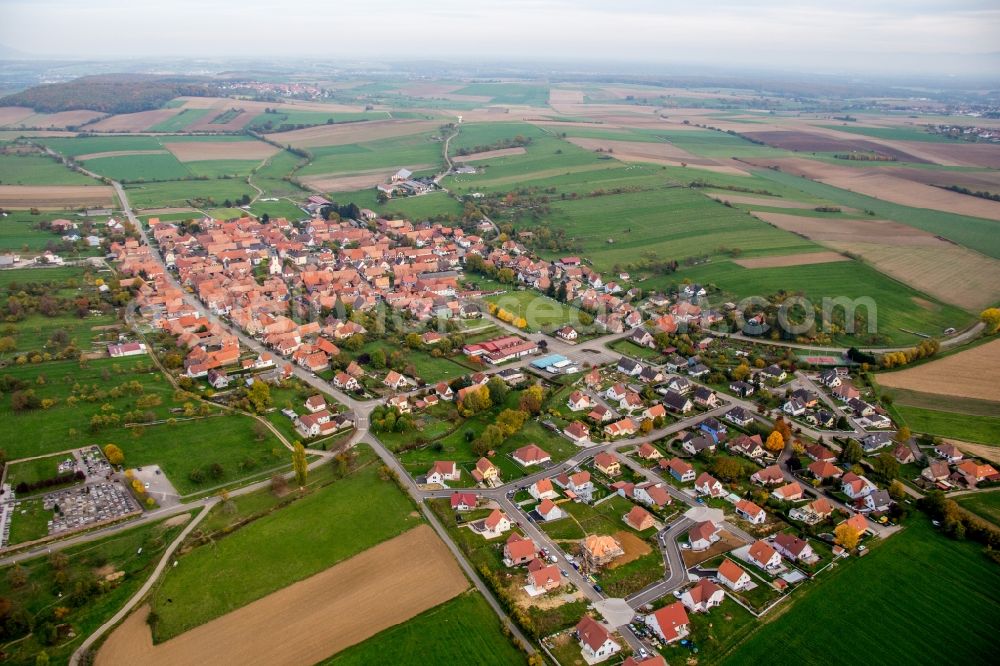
[319,591,527,666]
[0,152,99,186]
[149,445,422,640]
[721,519,999,665]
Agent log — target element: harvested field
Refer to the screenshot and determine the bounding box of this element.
[886,167,1000,192]
[453,147,527,161]
[268,119,440,149]
[566,137,748,175]
[96,525,467,666]
[741,130,928,163]
[395,82,464,96]
[753,211,1000,310]
[733,251,848,269]
[86,109,182,132]
[76,150,168,160]
[0,106,35,126]
[743,157,1000,221]
[825,243,1000,312]
[0,185,115,209]
[300,165,433,192]
[163,140,279,162]
[607,530,652,569]
[877,340,1000,402]
[184,110,253,132]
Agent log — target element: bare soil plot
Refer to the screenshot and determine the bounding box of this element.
[606,530,652,569]
[453,147,527,162]
[0,106,36,126]
[734,251,849,269]
[271,119,440,149]
[886,167,1000,192]
[95,524,467,666]
[0,185,115,209]
[745,157,1000,221]
[184,110,253,132]
[751,211,938,246]
[876,339,1000,402]
[566,137,749,175]
[299,165,433,192]
[163,140,279,162]
[76,150,169,161]
[86,109,182,132]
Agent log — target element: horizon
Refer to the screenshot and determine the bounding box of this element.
[2,0,999,78]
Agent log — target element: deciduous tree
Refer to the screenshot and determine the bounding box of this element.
[834,522,861,550]
[292,441,308,487]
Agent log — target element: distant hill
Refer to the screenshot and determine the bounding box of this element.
[0,73,217,114]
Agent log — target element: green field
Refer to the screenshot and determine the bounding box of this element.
[819,124,955,143]
[0,152,99,185]
[893,404,1000,445]
[320,591,527,666]
[674,259,972,346]
[185,159,261,178]
[484,289,590,331]
[123,178,254,208]
[149,446,422,640]
[452,83,550,106]
[248,198,306,220]
[0,265,89,288]
[722,519,999,665]
[956,492,1000,526]
[7,497,52,544]
[4,451,80,492]
[299,130,444,178]
[0,515,192,665]
[248,110,389,131]
[149,108,211,132]
[81,152,192,181]
[250,150,311,199]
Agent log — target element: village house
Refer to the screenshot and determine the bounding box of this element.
[841,472,878,499]
[624,505,655,531]
[567,390,594,411]
[808,460,843,480]
[644,602,690,644]
[747,539,782,570]
[575,616,621,663]
[504,533,537,566]
[333,372,361,391]
[304,394,326,413]
[729,433,766,459]
[662,457,696,483]
[687,520,722,551]
[681,578,725,613]
[661,390,693,414]
[525,560,563,596]
[735,499,767,524]
[751,465,785,486]
[695,472,725,498]
[536,498,565,522]
[634,482,671,508]
[594,452,621,477]
[450,491,478,511]
[564,420,591,444]
[717,559,752,591]
[529,478,559,500]
[426,461,461,486]
[604,417,638,438]
[471,457,501,485]
[476,509,512,539]
[724,406,754,427]
[513,444,551,467]
[637,442,662,461]
[774,533,817,563]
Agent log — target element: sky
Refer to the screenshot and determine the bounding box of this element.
[1,0,999,77]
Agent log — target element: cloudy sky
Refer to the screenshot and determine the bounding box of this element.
[1,0,998,76]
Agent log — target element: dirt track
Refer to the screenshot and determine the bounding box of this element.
[95,525,468,666]
[77,150,169,161]
[876,339,1000,402]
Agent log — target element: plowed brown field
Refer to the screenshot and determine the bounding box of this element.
[876,340,1000,402]
[0,185,115,209]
